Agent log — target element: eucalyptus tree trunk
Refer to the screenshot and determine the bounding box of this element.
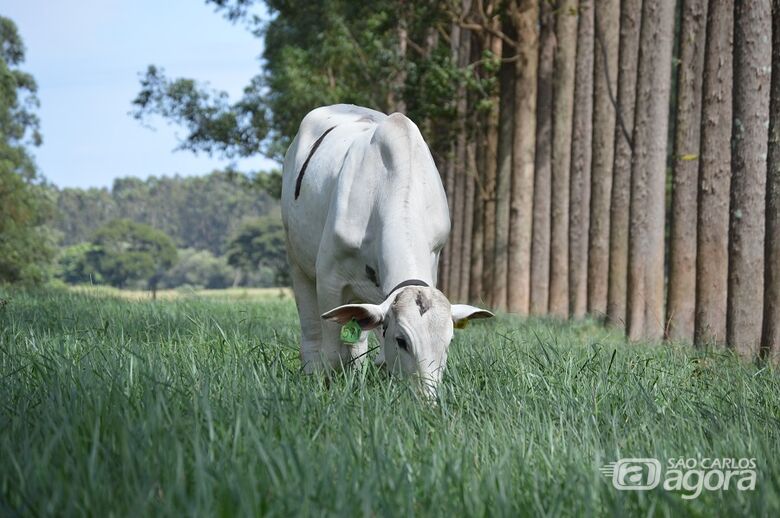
[441,156,455,296]
[727,0,771,356]
[447,8,472,301]
[694,0,733,347]
[667,0,708,343]
[492,20,517,311]
[482,31,502,303]
[762,4,780,362]
[549,0,579,318]
[569,0,594,319]
[507,0,538,315]
[469,129,484,303]
[627,0,675,341]
[530,0,555,316]
[587,0,620,318]
[606,0,642,328]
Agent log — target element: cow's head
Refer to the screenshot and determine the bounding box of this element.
[321,286,493,397]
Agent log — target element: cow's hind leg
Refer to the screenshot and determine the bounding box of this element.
[290,264,322,373]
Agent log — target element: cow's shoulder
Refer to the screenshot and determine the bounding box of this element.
[371,112,427,172]
[298,104,386,145]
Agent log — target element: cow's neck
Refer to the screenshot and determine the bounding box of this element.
[375,218,436,297]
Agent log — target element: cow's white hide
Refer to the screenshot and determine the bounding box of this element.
[281,104,492,395]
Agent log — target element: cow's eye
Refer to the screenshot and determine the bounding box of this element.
[396,337,409,351]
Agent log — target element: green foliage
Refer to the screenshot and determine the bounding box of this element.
[131,65,269,158]
[226,213,289,286]
[133,1,492,162]
[0,16,54,284]
[1,289,779,515]
[160,248,235,289]
[53,170,276,254]
[87,219,177,289]
[56,242,103,284]
[249,169,282,199]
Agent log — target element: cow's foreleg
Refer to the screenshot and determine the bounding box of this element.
[290,264,323,373]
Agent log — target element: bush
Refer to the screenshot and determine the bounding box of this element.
[56,243,103,284]
[160,248,235,289]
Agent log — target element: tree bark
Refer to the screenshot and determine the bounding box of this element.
[549,0,579,318]
[458,28,476,303]
[461,136,476,303]
[762,3,780,362]
[569,0,594,319]
[492,20,517,312]
[627,0,675,341]
[470,124,484,303]
[606,0,642,328]
[507,0,538,315]
[447,10,472,301]
[727,0,771,356]
[387,11,408,113]
[694,0,733,347]
[482,32,502,303]
[667,0,708,343]
[530,0,555,316]
[441,156,455,296]
[587,0,620,318]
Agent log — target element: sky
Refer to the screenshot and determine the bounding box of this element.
[4,0,279,189]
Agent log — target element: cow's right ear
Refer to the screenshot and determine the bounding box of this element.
[321,303,385,330]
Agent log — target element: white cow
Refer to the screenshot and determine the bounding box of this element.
[281,104,493,395]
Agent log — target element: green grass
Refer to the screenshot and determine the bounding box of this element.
[1,288,779,516]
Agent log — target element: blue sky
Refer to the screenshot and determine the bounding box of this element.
[4,0,279,189]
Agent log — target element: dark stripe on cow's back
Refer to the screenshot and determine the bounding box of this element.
[294,125,337,200]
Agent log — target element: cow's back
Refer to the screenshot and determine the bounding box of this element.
[282,105,386,274]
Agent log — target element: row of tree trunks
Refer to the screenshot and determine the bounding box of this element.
[437,0,778,361]
[606,0,641,328]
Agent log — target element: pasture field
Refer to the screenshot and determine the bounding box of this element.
[1,288,779,516]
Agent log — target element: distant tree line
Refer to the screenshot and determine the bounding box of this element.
[54,171,276,254]
[53,172,289,290]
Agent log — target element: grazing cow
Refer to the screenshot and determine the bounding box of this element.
[281,104,493,395]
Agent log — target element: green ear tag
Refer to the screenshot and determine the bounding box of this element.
[340,318,362,344]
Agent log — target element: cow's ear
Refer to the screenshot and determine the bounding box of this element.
[321,303,385,330]
[451,304,494,329]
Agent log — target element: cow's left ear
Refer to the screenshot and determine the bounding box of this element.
[451,304,494,329]
[322,303,385,330]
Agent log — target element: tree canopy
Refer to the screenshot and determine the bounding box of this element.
[226,213,289,286]
[0,16,54,284]
[132,0,487,162]
[54,170,277,254]
[87,219,177,292]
